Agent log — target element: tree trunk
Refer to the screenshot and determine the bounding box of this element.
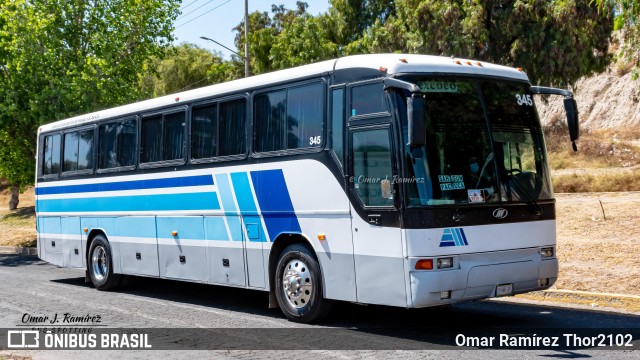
[9,185,19,210]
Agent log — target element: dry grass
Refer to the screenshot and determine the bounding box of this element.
[554,192,640,296]
[552,169,640,192]
[0,353,33,360]
[0,187,36,247]
[545,123,640,170]
[545,123,640,192]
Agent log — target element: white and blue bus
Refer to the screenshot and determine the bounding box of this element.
[35,54,579,323]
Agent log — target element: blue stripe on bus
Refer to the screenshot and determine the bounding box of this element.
[215,173,243,241]
[204,217,229,241]
[117,216,157,238]
[230,172,267,242]
[35,175,214,195]
[230,172,258,214]
[36,192,220,213]
[251,169,301,241]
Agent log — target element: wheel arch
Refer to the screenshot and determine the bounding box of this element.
[267,232,319,308]
[85,228,108,266]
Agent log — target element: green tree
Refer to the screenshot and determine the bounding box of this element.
[596,0,640,78]
[325,0,396,48]
[355,0,613,86]
[140,43,230,97]
[233,2,312,74]
[0,0,179,209]
[270,15,339,69]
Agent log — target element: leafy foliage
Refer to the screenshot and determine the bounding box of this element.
[227,0,612,87]
[356,0,613,86]
[140,43,230,98]
[595,0,640,79]
[0,0,179,189]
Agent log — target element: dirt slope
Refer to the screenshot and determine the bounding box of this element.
[536,68,640,130]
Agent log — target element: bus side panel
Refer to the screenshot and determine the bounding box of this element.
[60,217,83,268]
[351,214,407,307]
[281,162,358,302]
[157,216,207,282]
[40,216,63,267]
[230,171,267,289]
[205,216,246,286]
[243,218,267,289]
[117,216,159,277]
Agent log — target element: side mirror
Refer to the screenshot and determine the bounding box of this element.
[563,97,579,151]
[407,94,426,147]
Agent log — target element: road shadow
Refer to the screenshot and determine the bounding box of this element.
[0,254,44,267]
[50,272,640,338]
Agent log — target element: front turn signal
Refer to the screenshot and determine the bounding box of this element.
[415,259,434,270]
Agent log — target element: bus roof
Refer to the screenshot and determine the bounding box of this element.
[39,53,529,133]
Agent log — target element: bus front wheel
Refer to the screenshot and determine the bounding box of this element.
[275,244,331,323]
[88,235,120,291]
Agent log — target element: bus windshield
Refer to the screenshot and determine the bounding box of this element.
[399,77,553,207]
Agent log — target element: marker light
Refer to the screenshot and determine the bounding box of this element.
[175,97,180,102]
[399,58,408,63]
[415,259,433,270]
[172,231,178,236]
[83,228,88,233]
[465,61,472,65]
[455,60,462,65]
[541,247,554,258]
[317,233,326,241]
[517,67,523,72]
[437,257,453,269]
[379,66,388,72]
[476,62,483,67]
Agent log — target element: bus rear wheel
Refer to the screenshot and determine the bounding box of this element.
[275,244,332,323]
[88,235,120,291]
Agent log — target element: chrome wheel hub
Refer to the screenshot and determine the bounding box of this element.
[91,246,108,282]
[282,259,312,308]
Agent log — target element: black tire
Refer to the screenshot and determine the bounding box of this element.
[88,235,121,290]
[274,243,332,323]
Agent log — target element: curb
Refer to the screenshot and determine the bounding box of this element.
[502,289,640,314]
[542,289,640,300]
[0,246,37,256]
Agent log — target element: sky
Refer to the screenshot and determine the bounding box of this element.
[173,0,331,59]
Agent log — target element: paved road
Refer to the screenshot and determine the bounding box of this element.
[0,254,638,359]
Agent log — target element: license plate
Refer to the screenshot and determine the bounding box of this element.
[496,283,513,297]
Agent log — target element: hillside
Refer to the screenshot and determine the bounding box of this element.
[537,68,640,129]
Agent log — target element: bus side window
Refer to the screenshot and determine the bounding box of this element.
[42,133,61,176]
[352,128,394,207]
[219,98,246,156]
[351,83,387,116]
[254,83,324,153]
[191,104,218,159]
[192,98,246,160]
[141,110,185,163]
[99,118,137,169]
[62,129,94,173]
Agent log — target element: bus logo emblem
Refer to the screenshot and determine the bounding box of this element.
[493,208,509,219]
[439,228,468,247]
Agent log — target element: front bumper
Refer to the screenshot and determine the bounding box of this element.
[408,247,558,308]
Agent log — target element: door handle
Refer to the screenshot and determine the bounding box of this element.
[368,214,381,225]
